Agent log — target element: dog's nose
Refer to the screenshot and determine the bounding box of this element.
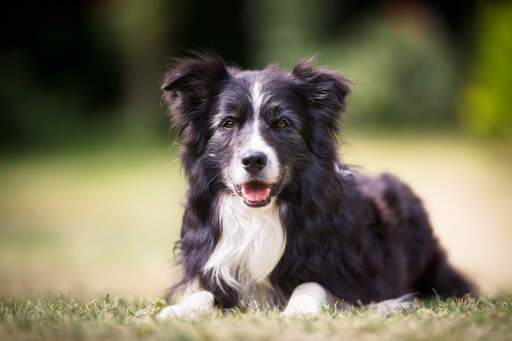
[241,152,267,173]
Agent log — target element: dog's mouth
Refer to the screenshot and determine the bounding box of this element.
[235,181,279,207]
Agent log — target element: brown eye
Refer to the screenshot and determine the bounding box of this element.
[223,119,236,128]
[275,119,288,128]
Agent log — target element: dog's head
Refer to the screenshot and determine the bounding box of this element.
[162,52,350,208]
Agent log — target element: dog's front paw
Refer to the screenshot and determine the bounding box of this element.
[282,282,330,317]
[158,304,203,320]
[157,291,215,320]
[282,304,323,317]
[282,298,325,317]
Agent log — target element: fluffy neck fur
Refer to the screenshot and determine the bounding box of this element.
[203,193,286,297]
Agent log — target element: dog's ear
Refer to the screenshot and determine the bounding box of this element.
[161,52,229,136]
[292,59,350,134]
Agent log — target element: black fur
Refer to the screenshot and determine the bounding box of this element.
[161,52,476,308]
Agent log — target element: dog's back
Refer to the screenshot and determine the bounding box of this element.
[356,172,476,298]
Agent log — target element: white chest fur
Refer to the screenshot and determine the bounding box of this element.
[203,194,286,294]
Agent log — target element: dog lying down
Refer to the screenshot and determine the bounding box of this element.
[157,52,476,319]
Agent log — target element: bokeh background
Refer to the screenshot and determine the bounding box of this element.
[1,0,511,299]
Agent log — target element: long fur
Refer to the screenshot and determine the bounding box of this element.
[161,51,476,309]
[203,194,285,293]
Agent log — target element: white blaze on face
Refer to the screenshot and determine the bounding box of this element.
[229,80,280,186]
[251,80,264,115]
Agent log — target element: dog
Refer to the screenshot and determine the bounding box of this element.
[157,52,476,319]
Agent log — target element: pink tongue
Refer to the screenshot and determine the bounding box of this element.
[242,183,271,202]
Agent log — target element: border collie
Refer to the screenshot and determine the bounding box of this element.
[158,52,476,319]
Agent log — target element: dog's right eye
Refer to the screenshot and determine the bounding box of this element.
[222,118,236,129]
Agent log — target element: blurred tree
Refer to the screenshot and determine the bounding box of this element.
[103,0,174,127]
[458,3,512,138]
[247,1,459,129]
[325,13,459,130]
[0,0,489,151]
[170,1,250,66]
[245,0,332,68]
[0,2,122,149]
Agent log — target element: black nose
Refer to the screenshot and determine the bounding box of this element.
[241,152,267,173]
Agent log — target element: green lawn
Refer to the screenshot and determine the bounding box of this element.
[0,133,511,340]
[1,294,511,341]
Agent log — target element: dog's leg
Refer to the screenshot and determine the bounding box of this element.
[282,282,333,316]
[158,283,214,320]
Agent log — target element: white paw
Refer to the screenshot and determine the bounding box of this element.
[157,304,202,320]
[282,294,325,316]
[282,302,323,317]
[282,282,330,317]
[157,291,215,320]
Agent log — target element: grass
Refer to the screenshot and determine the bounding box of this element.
[1,294,512,341]
[0,132,511,340]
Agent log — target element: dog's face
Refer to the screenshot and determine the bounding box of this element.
[209,71,310,207]
[162,53,349,208]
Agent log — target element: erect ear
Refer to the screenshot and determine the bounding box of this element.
[292,58,350,126]
[161,52,229,136]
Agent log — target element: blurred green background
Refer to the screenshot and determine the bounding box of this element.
[1,1,511,299]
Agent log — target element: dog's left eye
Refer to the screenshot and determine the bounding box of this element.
[222,118,237,129]
[275,119,288,129]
